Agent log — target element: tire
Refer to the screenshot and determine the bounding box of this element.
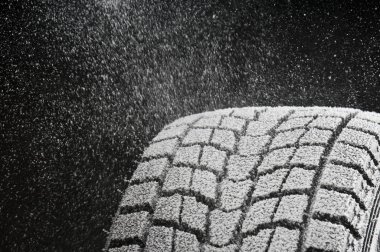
[104,106,380,252]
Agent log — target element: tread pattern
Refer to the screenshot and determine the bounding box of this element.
[105,107,380,252]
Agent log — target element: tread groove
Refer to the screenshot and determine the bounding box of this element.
[312,212,361,239]
[160,180,216,209]
[258,163,318,176]
[266,118,314,252]
[251,189,312,204]
[120,204,154,215]
[236,109,295,251]
[242,220,302,238]
[141,154,174,163]
[298,111,358,252]
[210,110,253,246]
[320,184,367,211]
[109,238,145,250]
[179,142,233,155]
[338,140,379,166]
[329,159,374,187]
[150,223,206,243]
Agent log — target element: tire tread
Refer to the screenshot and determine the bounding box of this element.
[105,107,380,252]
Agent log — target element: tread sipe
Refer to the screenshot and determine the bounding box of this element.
[105,106,380,252]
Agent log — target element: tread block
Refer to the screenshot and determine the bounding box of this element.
[226,155,259,181]
[167,114,202,128]
[318,108,357,118]
[242,198,278,233]
[289,108,355,119]
[347,118,380,139]
[220,180,253,211]
[173,145,202,166]
[258,148,295,174]
[181,196,208,234]
[182,128,213,145]
[203,244,238,252]
[259,108,292,121]
[191,169,217,201]
[356,111,380,124]
[163,166,192,193]
[219,116,246,133]
[200,146,227,174]
[153,125,189,142]
[299,128,333,145]
[204,108,235,116]
[211,129,237,152]
[241,229,273,252]
[238,135,271,156]
[354,210,370,241]
[347,236,360,252]
[270,129,306,149]
[274,195,309,223]
[121,182,159,211]
[320,164,371,209]
[110,212,150,243]
[338,128,379,162]
[282,167,315,191]
[290,145,325,167]
[252,169,288,198]
[209,209,242,246]
[312,188,362,233]
[232,107,262,120]
[308,116,343,131]
[109,245,141,252]
[328,143,376,184]
[268,227,300,252]
[246,120,278,137]
[174,230,200,252]
[131,158,169,183]
[193,116,222,128]
[276,117,314,131]
[153,194,182,225]
[289,109,322,118]
[304,219,349,252]
[143,138,179,158]
[145,226,174,252]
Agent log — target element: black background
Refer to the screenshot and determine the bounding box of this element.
[1,0,380,250]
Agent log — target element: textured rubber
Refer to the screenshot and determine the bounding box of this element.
[105,106,380,252]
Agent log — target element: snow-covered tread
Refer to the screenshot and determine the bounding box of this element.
[105,107,380,252]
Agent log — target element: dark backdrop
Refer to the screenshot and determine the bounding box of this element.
[1,0,379,250]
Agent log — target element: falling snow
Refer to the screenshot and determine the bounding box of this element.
[1,0,380,251]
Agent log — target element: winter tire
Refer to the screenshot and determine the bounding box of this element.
[104,106,380,252]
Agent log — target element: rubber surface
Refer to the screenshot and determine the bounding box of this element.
[105,106,380,252]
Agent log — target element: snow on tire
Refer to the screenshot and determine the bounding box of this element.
[104,106,380,252]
